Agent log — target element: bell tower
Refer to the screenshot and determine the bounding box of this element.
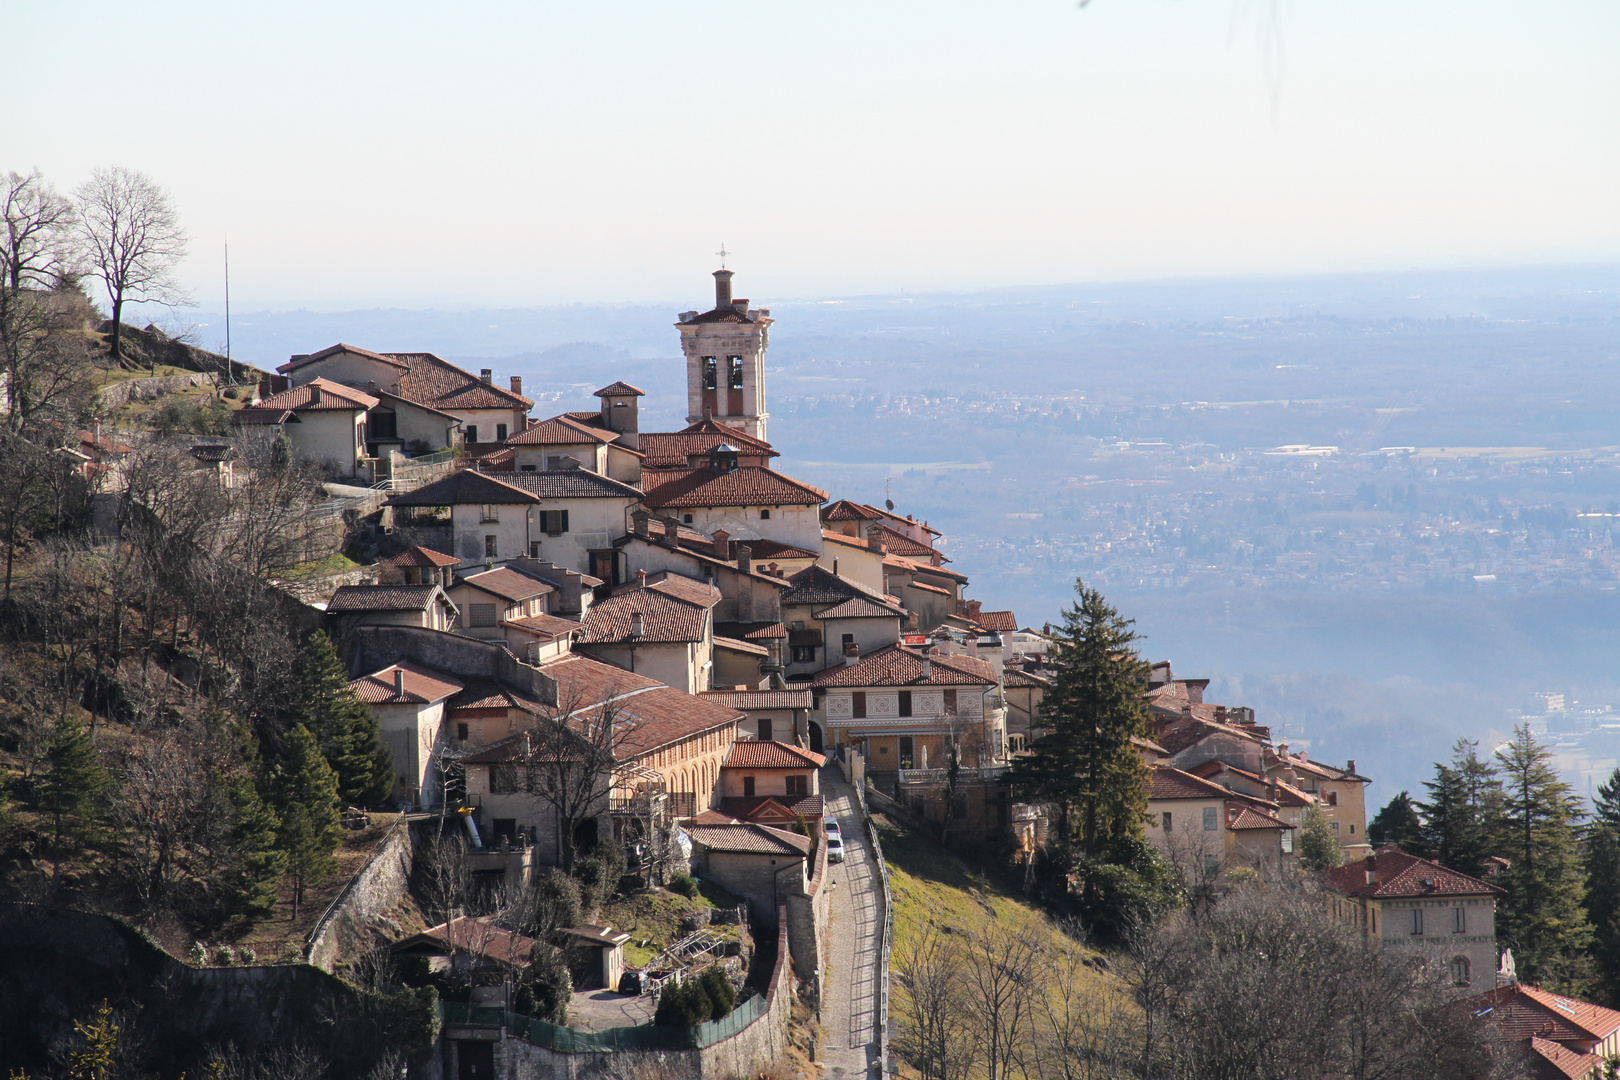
[676,268,771,442]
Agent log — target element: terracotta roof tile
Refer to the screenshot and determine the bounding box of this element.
[502,612,582,638]
[1001,667,1053,689]
[622,571,722,608]
[700,690,813,711]
[781,564,894,609]
[977,611,1018,633]
[741,539,816,560]
[327,585,442,612]
[714,636,768,656]
[279,343,408,374]
[384,351,533,409]
[1226,805,1291,831]
[685,822,812,856]
[457,567,555,603]
[1472,984,1620,1046]
[1529,1035,1597,1080]
[350,661,465,704]
[583,583,712,645]
[1324,847,1504,899]
[720,795,824,821]
[870,524,935,558]
[642,465,826,510]
[724,740,826,769]
[250,377,378,413]
[507,414,620,446]
[813,596,906,620]
[822,500,883,523]
[385,470,540,507]
[498,469,642,499]
[714,621,787,641]
[391,916,538,966]
[808,645,997,688]
[381,546,460,569]
[594,381,645,397]
[1146,765,1231,800]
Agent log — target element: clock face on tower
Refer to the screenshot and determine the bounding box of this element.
[676,269,772,443]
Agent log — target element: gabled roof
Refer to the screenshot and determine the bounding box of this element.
[700,689,813,711]
[1324,846,1504,900]
[455,566,555,603]
[1001,667,1053,689]
[870,524,935,558]
[638,431,780,469]
[1226,805,1292,831]
[681,304,761,325]
[384,469,540,507]
[381,545,460,569]
[626,572,722,608]
[499,470,643,500]
[808,645,998,689]
[977,611,1018,633]
[740,539,816,560]
[583,575,717,645]
[327,584,444,613]
[724,740,826,769]
[781,564,893,609]
[714,621,788,641]
[385,351,534,409]
[594,381,645,397]
[1529,1035,1597,1080]
[613,534,793,591]
[883,553,968,583]
[1146,765,1231,801]
[676,419,777,452]
[279,342,409,374]
[684,822,813,856]
[350,661,465,704]
[822,500,883,523]
[1472,984,1620,1046]
[641,465,827,510]
[247,377,378,413]
[507,415,620,447]
[715,636,768,656]
[813,596,905,621]
[721,795,824,822]
[502,612,582,639]
[390,917,536,966]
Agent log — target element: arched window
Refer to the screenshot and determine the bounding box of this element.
[1450,957,1471,985]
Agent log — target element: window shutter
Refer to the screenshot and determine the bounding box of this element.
[852,692,866,719]
[471,603,497,627]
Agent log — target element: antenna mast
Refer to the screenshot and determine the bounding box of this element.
[223,239,232,374]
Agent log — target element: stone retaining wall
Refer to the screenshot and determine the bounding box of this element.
[305,815,414,972]
[97,372,218,408]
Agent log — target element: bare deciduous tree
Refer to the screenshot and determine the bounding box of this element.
[3,170,77,292]
[517,690,639,872]
[74,166,189,368]
[895,924,973,1080]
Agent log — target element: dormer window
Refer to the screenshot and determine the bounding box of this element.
[710,445,739,472]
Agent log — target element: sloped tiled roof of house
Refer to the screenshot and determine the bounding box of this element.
[699,689,813,711]
[499,470,643,499]
[502,612,582,638]
[808,645,997,688]
[248,377,379,413]
[451,680,550,714]
[781,564,892,609]
[641,465,827,509]
[870,524,935,558]
[384,351,534,409]
[583,580,714,645]
[381,545,460,569]
[279,342,408,374]
[1226,805,1292,831]
[1001,667,1053,689]
[1528,1035,1597,1080]
[685,822,813,856]
[813,596,906,620]
[639,431,781,469]
[507,414,621,446]
[1324,847,1504,900]
[740,539,816,560]
[822,499,883,523]
[883,553,969,584]
[822,530,877,552]
[1146,765,1231,801]
[721,795,825,822]
[724,740,826,769]
[350,660,465,704]
[594,381,645,397]
[457,567,555,603]
[1472,984,1620,1046]
[390,916,536,966]
[327,585,443,612]
[385,470,540,507]
[1155,717,1268,758]
[977,611,1018,633]
[714,621,787,641]
[715,636,767,656]
[628,571,722,608]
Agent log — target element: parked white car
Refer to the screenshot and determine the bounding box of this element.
[826,836,845,864]
[824,817,842,840]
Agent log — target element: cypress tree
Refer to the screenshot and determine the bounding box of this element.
[290,630,393,808]
[38,715,109,883]
[1008,580,1149,859]
[1495,723,1591,992]
[1367,790,1425,852]
[269,724,341,920]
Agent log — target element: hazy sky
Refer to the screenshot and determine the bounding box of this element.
[9,2,1619,312]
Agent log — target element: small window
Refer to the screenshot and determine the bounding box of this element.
[898,736,914,769]
[943,688,957,714]
[757,717,773,742]
[786,775,808,796]
[760,509,770,520]
[539,510,569,535]
[1453,907,1466,934]
[1330,820,1341,836]
[490,768,520,794]
[898,690,912,717]
[1203,855,1220,877]
[702,357,717,390]
[852,691,866,719]
[484,535,498,558]
[496,423,508,442]
[792,645,816,663]
[1327,790,1339,806]
[530,542,542,558]
[842,634,854,646]
[457,722,470,741]
[1411,909,1424,936]
[878,745,888,754]
[1451,957,1471,985]
[481,504,499,523]
[1202,806,1218,831]
[1281,828,1293,853]
[683,513,694,524]
[465,425,479,444]
[743,776,755,797]
[1162,812,1173,832]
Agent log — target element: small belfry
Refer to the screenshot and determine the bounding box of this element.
[676,266,771,442]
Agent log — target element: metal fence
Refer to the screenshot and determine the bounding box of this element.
[440,993,767,1052]
[863,786,895,1080]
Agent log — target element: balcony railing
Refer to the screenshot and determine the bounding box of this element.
[897,765,1010,786]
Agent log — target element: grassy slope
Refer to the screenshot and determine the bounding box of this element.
[600,877,747,969]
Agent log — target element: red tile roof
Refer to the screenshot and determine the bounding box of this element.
[813,596,905,620]
[456,567,555,603]
[350,661,465,704]
[883,553,968,583]
[583,581,713,644]
[391,917,536,966]
[977,610,1018,633]
[822,500,883,523]
[720,795,824,822]
[385,351,533,409]
[700,690,813,711]
[808,645,998,688]
[1324,847,1504,900]
[626,571,722,608]
[870,524,934,558]
[384,469,541,507]
[1001,667,1053,689]
[327,585,443,612]
[641,465,827,509]
[741,539,816,560]
[639,425,779,468]
[1146,765,1231,801]
[685,822,812,856]
[714,635,768,656]
[1473,984,1620,1046]
[822,529,877,551]
[249,377,378,413]
[1226,805,1291,831]
[594,381,645,397]
[279,342,408,374]
[502,612,582,638]
[1529,1035,1597,1080]
[507,414,620,446]
[724,741,826,769]
[381,545,460,569]
[714,621,787,641]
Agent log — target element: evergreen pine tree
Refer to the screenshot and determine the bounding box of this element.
[289,631,393,808]
[37,715,109,883]
[1008,580,1149,859]
[1366,790,1426,852]
[1584,822,1620,1006]
[1595,768,1620,832]
[1495,723,1592,992]
[1417,739,1502,877]
[269,724,341,920]
[215,768,286,920]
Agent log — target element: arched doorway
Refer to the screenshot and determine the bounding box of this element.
[808,721,824,756]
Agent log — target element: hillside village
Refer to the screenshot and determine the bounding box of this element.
[4,264,1612,1080]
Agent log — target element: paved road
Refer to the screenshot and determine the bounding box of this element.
[819,765,884,1080]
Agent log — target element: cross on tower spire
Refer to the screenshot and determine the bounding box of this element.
[715,243,730,269]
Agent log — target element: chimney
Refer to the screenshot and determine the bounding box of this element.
[1278,743,1290,760]
[637,569,648,589]
[921,646,932,679]
[660,516,683,544]
[630,611,644,638]
[713,269,734,310]
[736,544,752,574]
[1429,849,1440,864]
[1215,705,1228,723]
[965,599,982,621]
[508,375,522,396]
[844,641,860,658]
[393,668,405,697]
[712,528,730,559]
[631,510,650,538]
[1347,759,1356,775]
[733,297,749,313]
[308,383,322,405]
[1364,854,1377,885]
[480,368,493,383]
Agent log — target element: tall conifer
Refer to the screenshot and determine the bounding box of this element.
[1009,581,1148,858]
[1495,723,1591,992]
[1367,790,1425,852]
[269,724,341,920]
[1417,739,1502,877]
[38,715,109,883]
[289,631,393,808]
